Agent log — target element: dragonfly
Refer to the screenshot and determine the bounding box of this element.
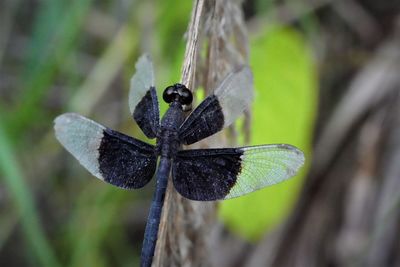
[54,54,305,267]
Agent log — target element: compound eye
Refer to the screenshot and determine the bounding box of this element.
[163,86,177,103]
[177,87,193,105]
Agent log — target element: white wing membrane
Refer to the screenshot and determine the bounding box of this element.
[226,144,305,199]
[54,113,157,189]
[215,66,253,128]
[129,54,155,115]
[54,113,104,179]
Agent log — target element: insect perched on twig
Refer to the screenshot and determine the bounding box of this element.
[54,54,305,267]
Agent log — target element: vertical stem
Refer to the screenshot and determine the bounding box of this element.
[154,1,211,266]
[180,0,205,90]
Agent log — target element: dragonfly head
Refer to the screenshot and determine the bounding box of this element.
[163,83,193,107]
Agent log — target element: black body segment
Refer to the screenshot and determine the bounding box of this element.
[140,158,171,267]
[133,86,160,139]
[172,148,243,200]
[141,102,185,267]
[156,102,186,158]
[179,95,224,145]
[98,128,157,189]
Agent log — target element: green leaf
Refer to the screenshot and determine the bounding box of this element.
[219,26,317,240]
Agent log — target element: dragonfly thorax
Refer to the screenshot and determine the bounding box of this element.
[156,102,185,158]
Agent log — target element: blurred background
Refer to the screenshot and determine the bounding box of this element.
[1,0,400,266]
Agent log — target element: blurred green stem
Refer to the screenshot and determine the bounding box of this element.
[0,118,61,267]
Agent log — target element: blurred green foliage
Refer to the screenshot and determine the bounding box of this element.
[0,117,61,267]
[9,0,94,139]
[219,26,317,240]
[0,0,316,266]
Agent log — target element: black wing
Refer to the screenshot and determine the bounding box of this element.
[54,113,157,189]
[172,145,304,201]
[129,54,160,139]
[178,67,253,145]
